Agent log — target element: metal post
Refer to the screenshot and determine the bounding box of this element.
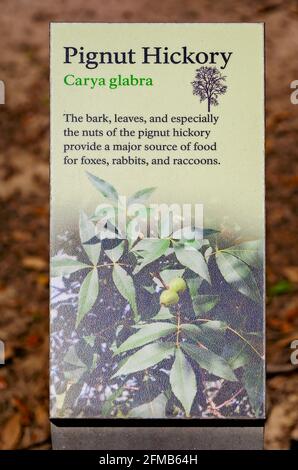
[51,423,263,450]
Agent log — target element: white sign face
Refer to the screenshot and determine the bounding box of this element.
[50,23,265,420]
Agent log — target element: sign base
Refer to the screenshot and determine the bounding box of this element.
[51,424,263,450]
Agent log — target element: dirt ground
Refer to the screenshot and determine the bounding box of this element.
[0,0,297,450]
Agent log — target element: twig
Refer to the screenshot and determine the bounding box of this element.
[216,387,244,410]
[96,262,130,268]
[227,326,264,359]
[176,311,181,347]
[151,272,168,289]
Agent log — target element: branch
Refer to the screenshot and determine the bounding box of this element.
[216,387,244,410]
[151,271,168,289]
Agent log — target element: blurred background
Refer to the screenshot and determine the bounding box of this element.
[0,0,297,450]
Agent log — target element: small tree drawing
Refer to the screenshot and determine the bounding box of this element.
[192,66,227,112]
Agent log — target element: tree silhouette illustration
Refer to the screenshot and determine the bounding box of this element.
[192,66,227,112]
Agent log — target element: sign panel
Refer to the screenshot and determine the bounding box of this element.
[50,23,265,420]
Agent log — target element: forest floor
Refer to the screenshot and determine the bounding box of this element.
[0,0,298,450]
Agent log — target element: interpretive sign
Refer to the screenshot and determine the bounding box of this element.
[50,23,265,421]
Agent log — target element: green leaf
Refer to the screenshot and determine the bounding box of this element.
[153,306,174,320]
[84,334,96,348]
[174,244,210,283]
[242,356,264,416]
[112,342,174,378]
[86,171,118,202]
[182,343,237,382]
[223,240,263,268]
[64,345,86,368]
[204,246,213,262]
[129,393,167,418]
[131,238,167,254]
[192,294,220,316]
[92,204,116,222]
[170,348,196,416]
[133,239,170,274]
[186,277,203,297]
[203,228,220,238]
[112,264,138,321]
[63,346,87,382]
[76,268,99,327]
[115,322,176,355]
[55,391,67,412]
[181,323,226,355]
[177,238,209,251]
[64,368,86,382]
[101,387,125,417]
[269,280,293,296]
[105,241,125,262]
[51,256,89,277]
[91,205,118,239]
[180,323,204,340]
[126,207,152,246]
[200,320,227,332]
[226,343,251,370]
[126,219,141,248]
[243,332,265,356]
[91,353,99,371]
[216,251,261,303]
[142,285,156,294]
[158,211,176,238]
[128,187,156,205]
[79,211,101,265]
[153,269,185,288]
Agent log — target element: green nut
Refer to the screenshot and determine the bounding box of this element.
[160,289,179,306]
[168,277,187,293]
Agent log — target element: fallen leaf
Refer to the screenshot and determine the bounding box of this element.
[37,274,49,286]
[283,266,298,284]
[22,257,47,271]
[32,206,48,216]
[266,111,290,130]
[25,334,41,349]
[0,376,8,390]
[11,398,31,426]
[267,317,288,331]
[284,305,298,322]
[1,414,22,450]
[34,405,48,428]
[12,231,31,242]
[283,175,298,188]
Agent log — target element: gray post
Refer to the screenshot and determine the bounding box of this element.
[51,424,263,450]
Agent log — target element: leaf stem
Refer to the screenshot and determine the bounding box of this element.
[226,326,264,359]
[96,262,130,268]
[151,272,168,289]
[192,318,264,359]
[205,247,226,258]
[176,311,181,348]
